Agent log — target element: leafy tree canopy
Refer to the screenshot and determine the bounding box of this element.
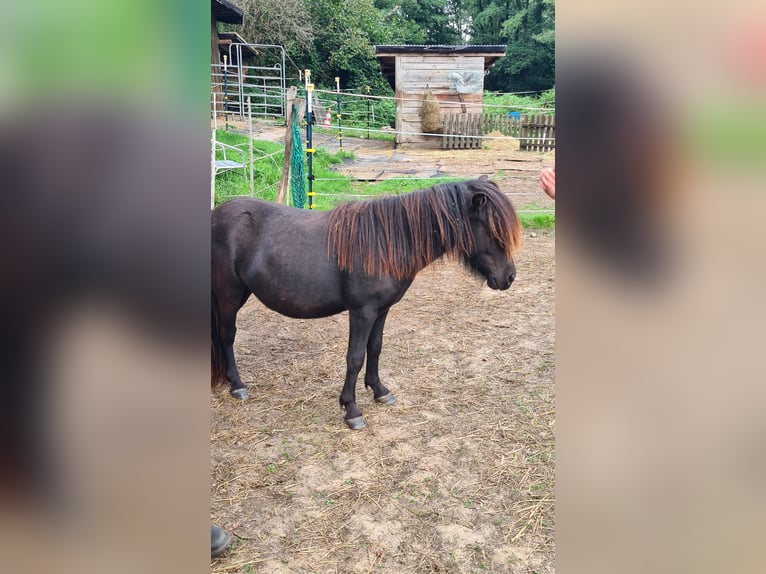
[226,0,554,93]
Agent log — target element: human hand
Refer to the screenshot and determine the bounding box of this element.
[540,167,556,199]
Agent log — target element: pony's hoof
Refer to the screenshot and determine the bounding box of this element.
[345,416,367,430]
[230,388,249,400]
[375,392,397,406]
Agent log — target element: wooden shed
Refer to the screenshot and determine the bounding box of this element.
[211,0,243,65]
[211,0,243,114]
[374,45,506,148]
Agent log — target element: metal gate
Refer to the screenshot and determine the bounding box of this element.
[211,43,286,120]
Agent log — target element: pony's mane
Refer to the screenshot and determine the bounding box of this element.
[326,179,522,280]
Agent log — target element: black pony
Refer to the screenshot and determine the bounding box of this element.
[211,178,522,429]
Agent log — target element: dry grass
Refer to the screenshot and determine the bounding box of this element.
[211,232,554,573]
[211,134,555,573]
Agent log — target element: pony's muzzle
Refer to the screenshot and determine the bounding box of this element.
[488,271,515,290]
[501,264,517,289]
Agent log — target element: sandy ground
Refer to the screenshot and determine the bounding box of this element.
[212,127,555,573]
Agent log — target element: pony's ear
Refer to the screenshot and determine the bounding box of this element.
[472,192,487,210]
[478,174,488,181]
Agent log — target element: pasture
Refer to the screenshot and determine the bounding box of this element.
[211,135,555,573]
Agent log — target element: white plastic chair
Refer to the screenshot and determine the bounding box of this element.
[214,140,248,180]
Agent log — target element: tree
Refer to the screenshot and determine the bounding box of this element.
[373,0,463,44]
[224,0,554,95]
[373,0,428,43]
[303,0,395,90]
[235,0,314,56]
[499,0,554,92]
[469,0,555,92]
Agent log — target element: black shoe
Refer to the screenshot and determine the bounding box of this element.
[211,524,232,558]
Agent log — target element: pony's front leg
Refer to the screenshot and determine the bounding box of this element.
[364,309,396,406]
[341,310,376,430]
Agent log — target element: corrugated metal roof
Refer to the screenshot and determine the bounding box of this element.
[375,45,506,54]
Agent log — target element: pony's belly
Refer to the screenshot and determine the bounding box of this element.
[253,289,346,319]
[245,251,346,318]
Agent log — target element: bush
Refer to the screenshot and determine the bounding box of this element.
[484,89,555,116]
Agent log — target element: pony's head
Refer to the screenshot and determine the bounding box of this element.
[460,178,522,290]
[326,177,522,284]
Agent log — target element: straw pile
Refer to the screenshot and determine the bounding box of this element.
[421,88,442,133]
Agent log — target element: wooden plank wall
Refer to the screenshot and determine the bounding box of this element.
[481,114,523,137]
[519,114,556,151]
[441,113,482,149]
[395,54,485,148]
[440,112,556,151]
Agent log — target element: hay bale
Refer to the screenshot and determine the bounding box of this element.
[421,88,442,133]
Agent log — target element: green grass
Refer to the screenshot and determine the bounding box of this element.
[484,89,555,115]
[520,212,555,229]
[313,124,396,142]
[214,129,284,204]
[313,89,396,133]
[213,129,355,208]
[519,202,556,229]
[213,128,424,208]
[214,129,555,229]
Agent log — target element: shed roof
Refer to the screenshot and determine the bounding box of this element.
[218,32,259,57]
[374,45,506,90]
[374,45,507,55]
[212,0,243,25]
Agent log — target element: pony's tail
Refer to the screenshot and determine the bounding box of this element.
[211,291,227,388]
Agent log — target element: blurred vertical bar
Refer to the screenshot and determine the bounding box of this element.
[0,1,211,573]
[557,1,766,573]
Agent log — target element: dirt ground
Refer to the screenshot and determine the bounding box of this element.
[211,128,555,573]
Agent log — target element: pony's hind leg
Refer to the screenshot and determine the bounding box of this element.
[364,309,396,406]
[215,288,251,400]
[341,310,377,429]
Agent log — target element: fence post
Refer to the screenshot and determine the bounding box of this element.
[366,85,371,139]
[210,125,216,210]
[305,70,315,210]
[276,86,298,204]
[336,77,343,151]
[236,45,244,121]
[223,54,229,131]
[248,96,253,197]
